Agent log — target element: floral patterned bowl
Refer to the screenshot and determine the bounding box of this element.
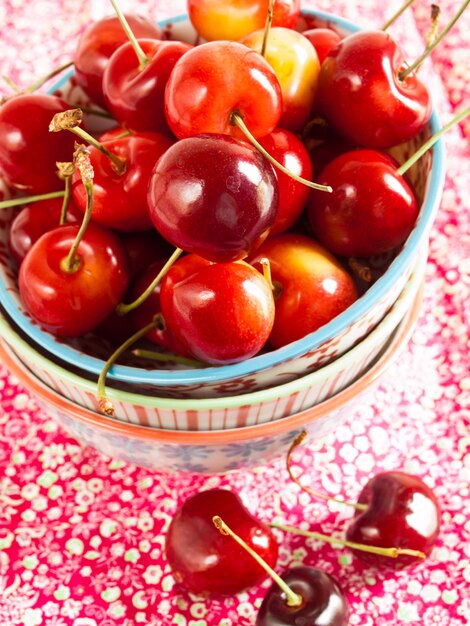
[0,9,445,399]
[0,248,426,430]
[0,276,423,474]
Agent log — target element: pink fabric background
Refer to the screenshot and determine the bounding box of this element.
[0,1,469,624]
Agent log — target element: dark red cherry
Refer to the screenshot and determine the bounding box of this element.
[256,566,349,626]
[346,471,440,569]
[165,489,278,595]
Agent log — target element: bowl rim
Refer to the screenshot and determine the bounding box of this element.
[0,247,426,409]
[0,279,423,443]
[0,8,445,386]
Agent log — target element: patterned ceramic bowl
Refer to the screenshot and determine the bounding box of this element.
[0,10,445,399]
[0,248,426,430]
[0,278,423,474]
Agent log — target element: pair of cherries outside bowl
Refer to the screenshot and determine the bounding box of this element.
[0,7,445,475]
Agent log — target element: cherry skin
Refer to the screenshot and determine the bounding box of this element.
[302,117,355,177]
[248,234,358,349]
[8,197,81,264]
[258,128,313,237]
[73,14,161,108]
[346,471,441,569]
[120,230,173,281]
[19,223,130,337]
[318,30,431,148]
[187,0,300,42]
[302,27,342,65]
[71,131,173,232]
[147,134,279,263]
[0,94,77,194]
[256,566,349,626]
[307,149,419,258]
[103,39,192,135]
[165,489,278,595]
[242,26,321,132]
[160,258,275,364]
[164,41,282,140]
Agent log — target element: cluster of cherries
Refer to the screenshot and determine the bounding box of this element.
[165,436,441,625]
[0,0,447,373]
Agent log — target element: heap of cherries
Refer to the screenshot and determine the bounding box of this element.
[1,0,462,377]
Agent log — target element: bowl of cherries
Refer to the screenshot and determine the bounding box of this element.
[0,0,448,408]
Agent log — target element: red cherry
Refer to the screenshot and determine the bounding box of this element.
[302,27,342,65]
[120,230,173,280]
[103,39,191,135]
[0,94,77,194]
[165,489,278,595]
[346,471,441,569]
[160,259,275,365]
[307,149,419,258]
[318,30,431,147]
[164,41,282,140]
[147,134,279,263]
[71,131,173,232]
[73,14,161,108]
[248,233,358,348]
[258,128,313,237]
[256,566,349,626]
[19,223,130,337]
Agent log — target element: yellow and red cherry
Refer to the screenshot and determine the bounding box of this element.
[248,233,358,348]
[318,31,431,148]
[160,257,275,364]
[147,134,279,263]
[243,26,321,132]
[164,41,282,140]
[187,0,300,42]
[346,471,441,569]
[258,128,312,236]
[302,27,342,65]
[0,95,77,194]
[73,14,161,108]
[307,149,419,258]
[165,489,279,595]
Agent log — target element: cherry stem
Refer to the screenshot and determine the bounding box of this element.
[269,522,427,560]
[399,0,469,81]
[2,75,21,93]
[60,145,93,273]
[425,5,441,50]
[115,247,184,316]
[212,516,303,608]
[98,318,160,416]
[24,60,74,93]
[348,258,372,283]
[287,431,368,511]
[56,161,75,225]
[397,105,470,176]
[259,257,275,291]
[69,104,115,120]
[0,190,65,210]
[109,0,149,70]
[49,109,126,175]
[382,0,416,31]
[261,0,275,57]
[231,113,332,193]
[132,348,205,368]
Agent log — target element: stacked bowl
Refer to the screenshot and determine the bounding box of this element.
[0,9,445,473]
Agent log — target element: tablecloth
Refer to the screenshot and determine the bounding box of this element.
[0,1,469,625]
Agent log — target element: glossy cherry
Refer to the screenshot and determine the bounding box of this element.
[147,133,279,263]
[165,489,278,595]
[249,234,358,348]
[164,41,282,140]
[0,94,77,194]
[302,27,342,65]
[71,131,173,232]
[307,149,419,258]
[160,258,275,364]
[318,30,431,148]
[257,566,349,626]
[19,222,130,337]
[73,14,161,108]
[103,39,191,135]
[346,471,441,569]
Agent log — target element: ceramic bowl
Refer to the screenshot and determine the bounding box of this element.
[0,277,423,474]
[0,247,426,429]
[0,10,445,399]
